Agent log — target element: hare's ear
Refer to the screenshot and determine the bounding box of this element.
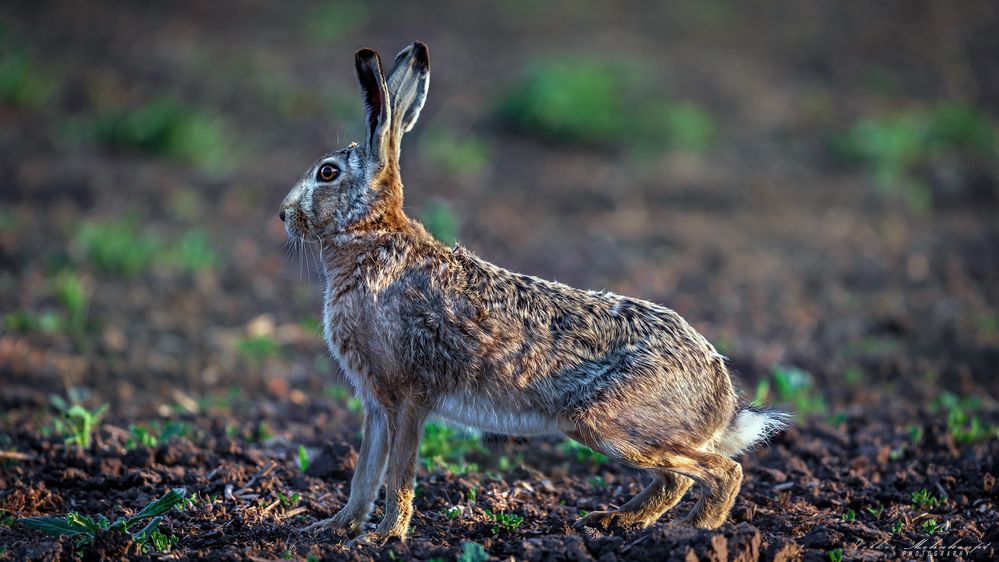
[385,41,430,137]
[355,48,391,164]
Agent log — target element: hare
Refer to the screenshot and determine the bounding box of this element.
[281,41,789,543]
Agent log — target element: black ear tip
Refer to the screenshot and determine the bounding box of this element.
[411,41,430,69]
[356,48,381,65]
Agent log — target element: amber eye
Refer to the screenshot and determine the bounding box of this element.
[317,164,338,182]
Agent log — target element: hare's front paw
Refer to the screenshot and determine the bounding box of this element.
[302,509,367,536]
[574,509,654,530]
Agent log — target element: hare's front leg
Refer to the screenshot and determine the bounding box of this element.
[304,402,389,536]
[358,401,427,543]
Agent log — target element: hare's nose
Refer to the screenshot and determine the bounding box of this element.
[279,209,286,222]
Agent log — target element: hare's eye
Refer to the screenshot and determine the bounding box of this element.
[317,164,339,182]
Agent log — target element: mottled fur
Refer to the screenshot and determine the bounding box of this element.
[281,42,788,543]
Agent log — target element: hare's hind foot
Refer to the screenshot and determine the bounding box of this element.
[574,470,694,530]
[683,460,742,529]
[301,508,368,537]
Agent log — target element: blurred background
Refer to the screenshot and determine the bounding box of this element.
[2,0,998,422]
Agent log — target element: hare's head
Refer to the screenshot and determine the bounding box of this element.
[280,42,430,240]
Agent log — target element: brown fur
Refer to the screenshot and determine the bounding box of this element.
[285,42,787,543]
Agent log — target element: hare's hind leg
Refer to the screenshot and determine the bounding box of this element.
[574,469,694,529]
[304,402,389,536]
[572,426,742,530]
[630,445,742,529]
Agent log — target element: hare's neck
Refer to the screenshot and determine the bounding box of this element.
[321,232,413,292]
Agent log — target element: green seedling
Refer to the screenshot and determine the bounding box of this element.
[69,98,229,172]
[496,56,714,152]
[3,310,61,334]
[420,200,459,246]
[891,520,904,534]
[466,487,477,505]
[305,0,368,43]
[277,492,301,508]
[922,518,939,535]
[49,393,108,449]
[485,510,524,534]
[835,103,998,212]
[419,422,484,474]
[827,548,844,562]
[0,50,55,109]
[443,506,462,520]
[18,488,187,551]
[757,366,827,417]
[236,335,281,363]
[587,475,608,489]
[168,229,219,273]
[911,488,941,509]
[560,439,607,464]
[125,421,190,450]
[457,541,490,562]
[420,128,489,180]
[297,445,310,472]
[866,505,884,519]
[841,508,856,522]
[74,219,160,277]
[52,271,87,333]
[929,392,997,444]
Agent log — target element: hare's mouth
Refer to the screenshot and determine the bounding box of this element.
[282,210,313,240]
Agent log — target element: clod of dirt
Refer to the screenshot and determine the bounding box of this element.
[16,536,71,562]
[82,530,137,562]
[306,442,358,480]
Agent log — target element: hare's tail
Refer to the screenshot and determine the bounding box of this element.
[713,405,790,457]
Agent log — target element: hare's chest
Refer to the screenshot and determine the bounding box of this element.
[322,288,397,391]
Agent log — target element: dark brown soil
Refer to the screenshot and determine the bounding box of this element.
[1,1,998,560]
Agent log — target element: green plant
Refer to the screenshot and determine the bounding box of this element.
[485,510,524,534]
[560,439,607,464]
[457,541,489,562]
[911,488,941,509]
[49,393,108,449]
[866,505,884,519]
[827,548,843,562]
[443,506,462,520]
[922,518,939,535]
[70,98,228,171]
[305,0,369,43]
[168,229,218,273]
[496,57,714,151]
[419,422,484,474]
[420,200,459,245]
[277,492,300,508]
[587,475,608,489]
[236,335,281,363]
[841,508,856,522]
[297,445,310,472]
[420,129,489,180]
[891,520,904,534]
[757,366,827,417]
[75,219,160,277]
[18,488,187,551]
[835,103,997,212]
[3,310,62,334]
[466,487,477,505]
[52,271,87,332]
[0,50,55,109]
[125,421,190,450]
[931,392,997,445]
